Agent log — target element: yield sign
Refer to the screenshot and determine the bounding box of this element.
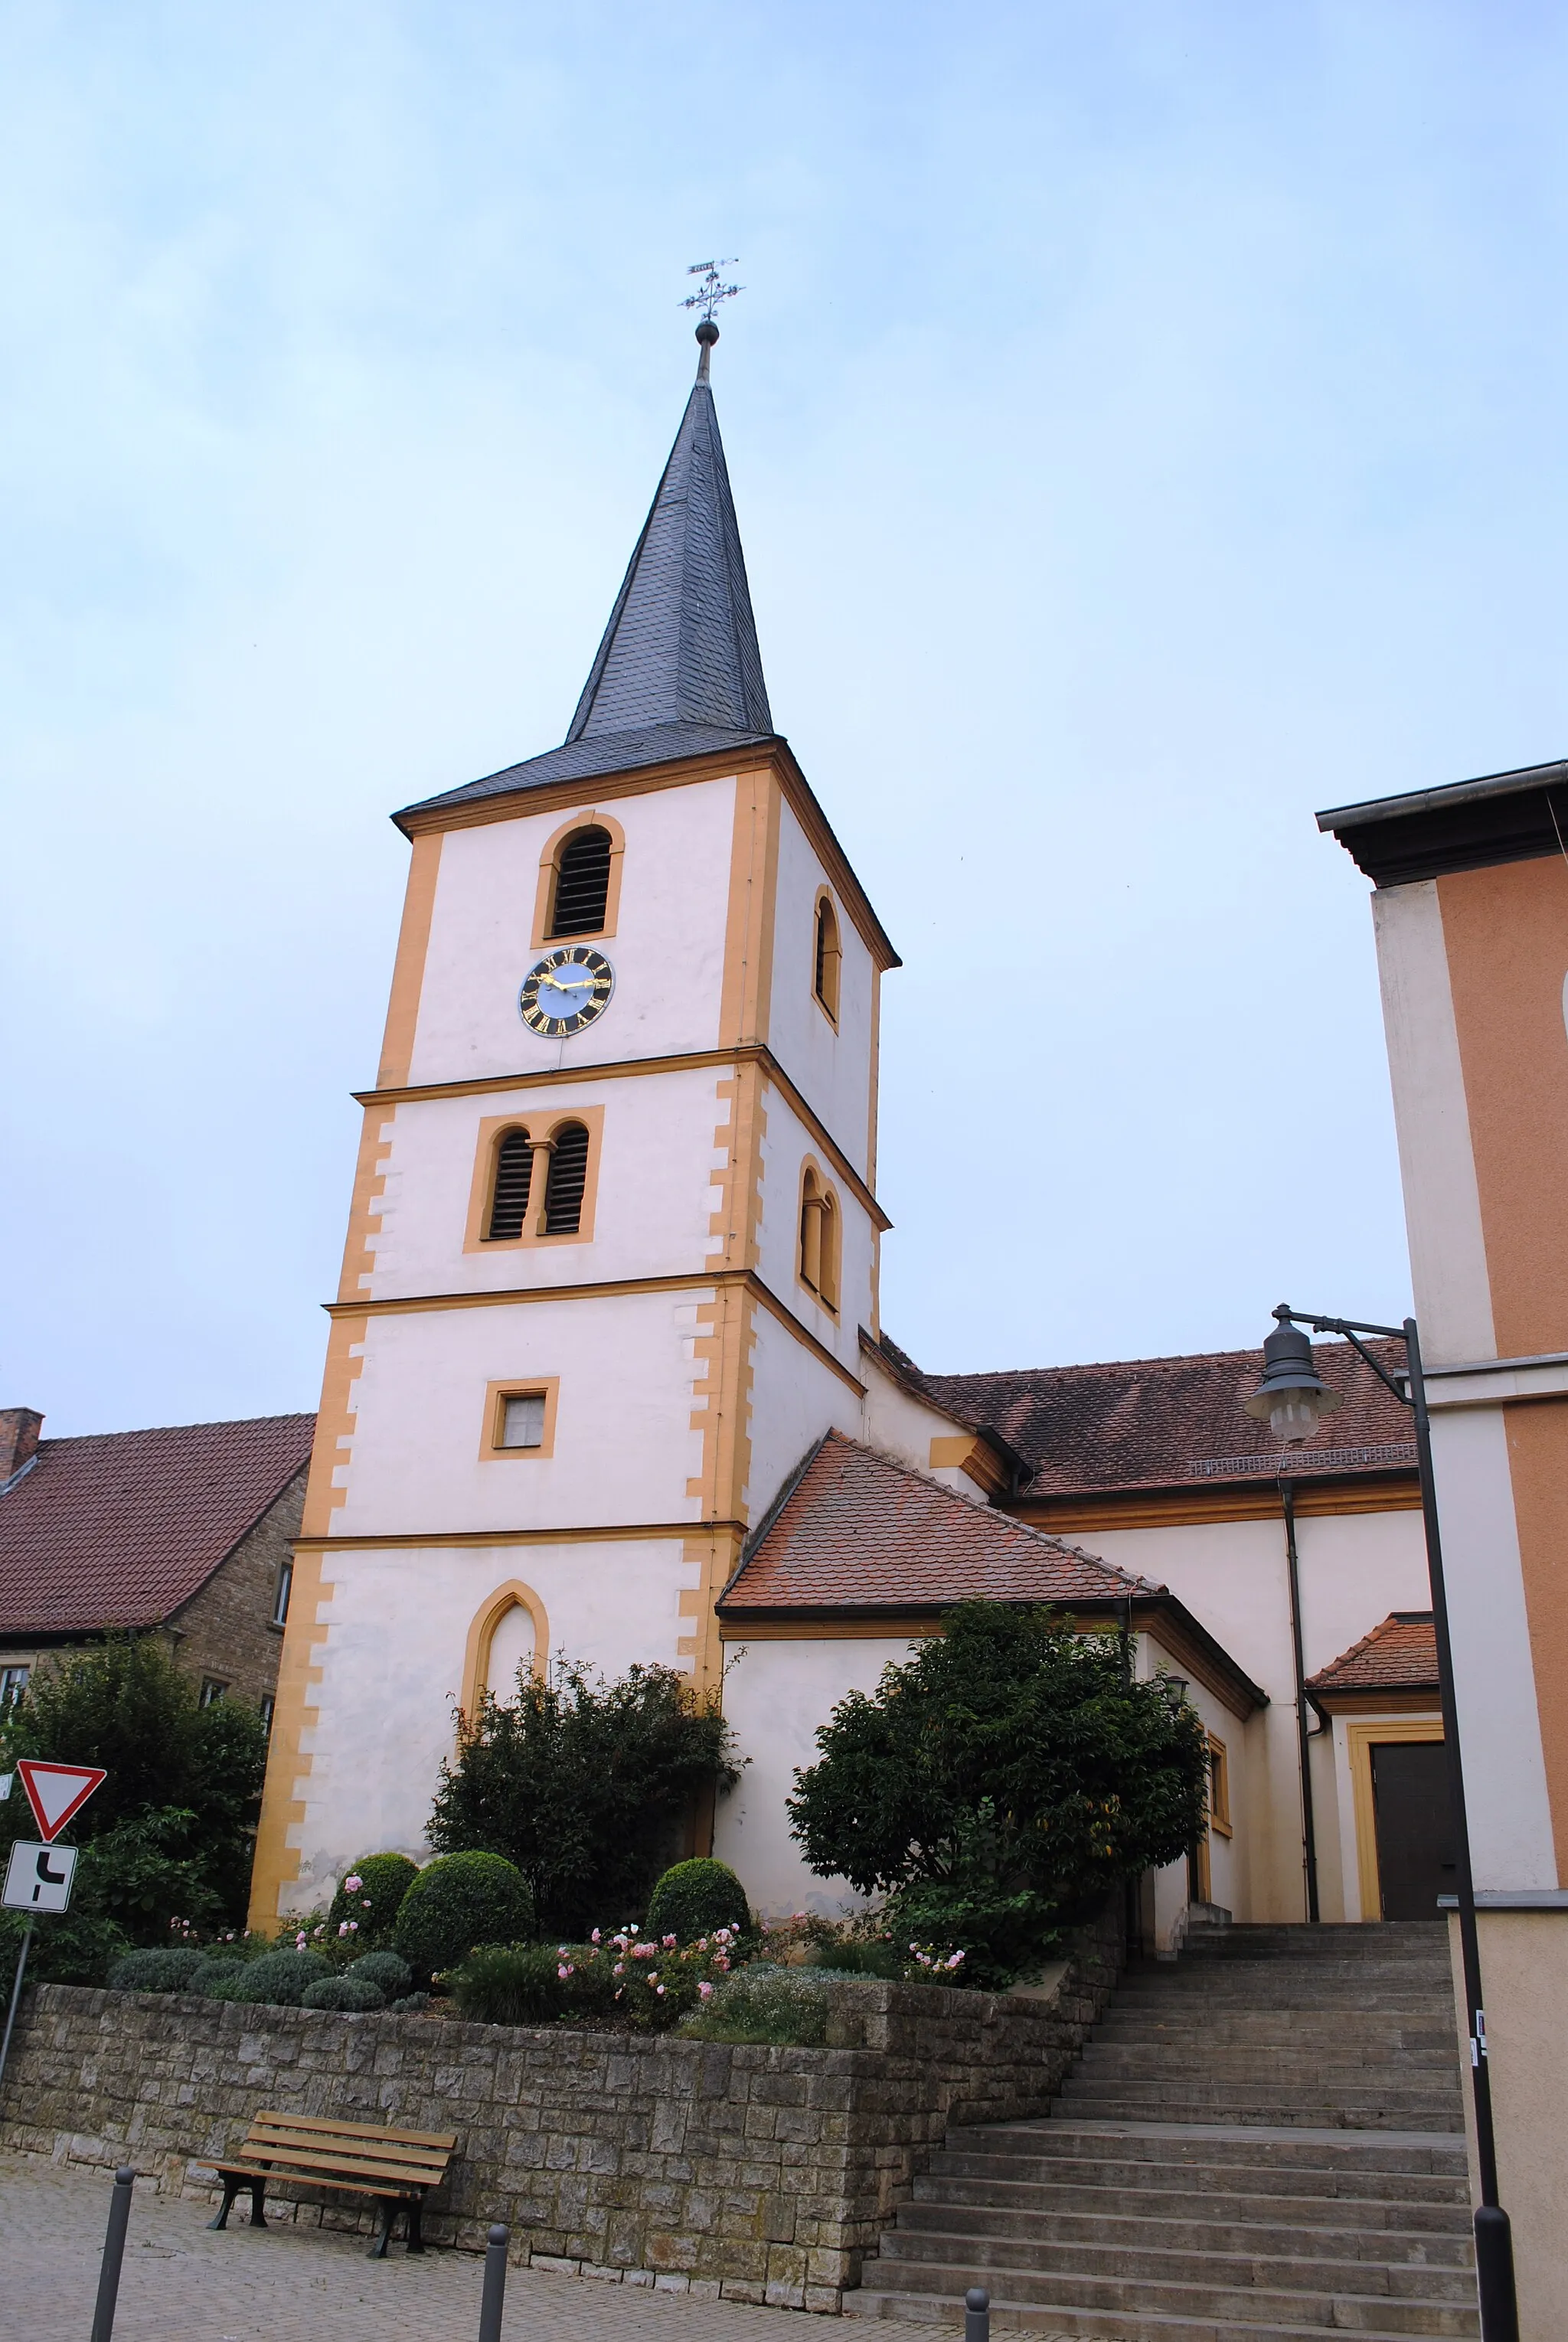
[15,1760,107,1844]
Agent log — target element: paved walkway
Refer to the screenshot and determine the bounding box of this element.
[0,2151,1095,2341]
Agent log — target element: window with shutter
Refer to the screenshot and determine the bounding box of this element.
[487,1129,534,1240]
[544,1122,590,1234]
[548,827,613,936]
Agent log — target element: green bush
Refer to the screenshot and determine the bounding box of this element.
[0,1907,129,1997]
[428,1660,740,1937]
[193,1958,247,1994]
[802,1935,903,1978]
[645,1859,749,1943]
[108,1946,207,1994]
[348,1949,412,1997]
[681,1965,835,2046]
[302,1975,386,2012]
[389,1991,430,2014]
[0,1637,266,1938]
[393,1852,533,1980]
[446,1943,584,2026]
[213,1948,331,2006]
[788,1601,1209,1988]
[328,1854,419,1945]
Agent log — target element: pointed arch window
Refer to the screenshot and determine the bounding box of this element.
[813,891,841,1024]
[543,1121,590,1235]
[799,1164,841,1312]
[486,1127,534,1240]
[547,827,612,938]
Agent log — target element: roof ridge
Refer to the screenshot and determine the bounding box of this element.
[38,1411,316,1446]
[929,1337,1405,1383]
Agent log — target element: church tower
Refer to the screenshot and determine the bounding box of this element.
[251,325,900,1922]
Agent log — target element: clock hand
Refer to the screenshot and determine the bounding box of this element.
[538,972,589,995]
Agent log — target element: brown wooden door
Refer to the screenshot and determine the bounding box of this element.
[1370,1739,1455,1920]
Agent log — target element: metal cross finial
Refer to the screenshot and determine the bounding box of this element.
[681,259,743,326]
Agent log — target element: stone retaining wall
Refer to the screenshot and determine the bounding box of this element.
[0,1909,1120,2312]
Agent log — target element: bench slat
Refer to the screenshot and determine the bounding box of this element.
[240,2113,456,2151]
[220,2161,425,2200]
[237,2127,450,2171]
[220,2146,449,2186]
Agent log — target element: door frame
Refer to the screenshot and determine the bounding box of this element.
[1348,1716,1445,1922]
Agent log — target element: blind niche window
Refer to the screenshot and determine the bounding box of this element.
[547,826,613,937]
[799,1168,840,1311]
[813,892,841,1022]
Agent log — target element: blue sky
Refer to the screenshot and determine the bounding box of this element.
[3,2,1565,1434]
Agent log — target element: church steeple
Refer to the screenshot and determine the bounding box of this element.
[397,322,778,824]
[567,325,773,745]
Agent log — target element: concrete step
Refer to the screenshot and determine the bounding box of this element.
[1052,2101,1464,2134]
[893,2200,1475,2266]
[913,2176,1475,2236]
[1076,2046,1462,2076]
[850,2250,1480,2334]
[845,2283,1478,2340]
[877,2223,1479,2298]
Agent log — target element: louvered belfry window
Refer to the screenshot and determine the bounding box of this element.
[544,1122,590,1233]
[548,827,612,936]
[487,1129,534,1239]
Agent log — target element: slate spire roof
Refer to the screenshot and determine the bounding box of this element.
[397,332,780,828]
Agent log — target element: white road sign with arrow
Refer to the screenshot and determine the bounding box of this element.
[3,1840,78,1912]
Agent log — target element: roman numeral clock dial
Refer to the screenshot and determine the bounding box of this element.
[518,946,615,1038]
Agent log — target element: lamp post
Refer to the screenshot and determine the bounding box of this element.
[1246,1304,1517,2342]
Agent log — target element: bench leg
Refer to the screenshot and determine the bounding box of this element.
[405,2196,426,2255]
[248,2178,268,2229]
[368,2197,397,2260]
[207,2175,243,2233]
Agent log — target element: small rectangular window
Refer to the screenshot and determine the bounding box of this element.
[499,1393,547,1449]
[0,1664,30,1707]
[259,1693,276,1742]
[272,1560,293,1628]
[199,1677,229,1708]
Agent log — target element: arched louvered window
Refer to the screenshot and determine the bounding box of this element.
[486,1128,534,1240]
[813,892,841,1021]
[799,1166,839,1310]
[548,827,613,938]
[543,1122,590,1234]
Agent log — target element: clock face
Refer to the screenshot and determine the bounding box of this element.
[518,945,615,1038]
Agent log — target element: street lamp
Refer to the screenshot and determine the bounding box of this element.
[1247,1303,1517,2342]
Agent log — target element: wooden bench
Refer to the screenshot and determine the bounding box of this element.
[207,2112,459,2257]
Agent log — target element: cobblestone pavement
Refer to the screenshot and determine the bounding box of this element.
[0,2152,1098,2341]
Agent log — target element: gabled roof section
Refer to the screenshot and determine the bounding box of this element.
[719,1430,1161,1618]
[0,1414,315,1638]
[923,1340,1415,1498]
[396,359,779,828]
[1308,1612,1439,1695]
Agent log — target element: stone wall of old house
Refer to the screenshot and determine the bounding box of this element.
[0,1909,1121,2311]
[166,1466,307,1710]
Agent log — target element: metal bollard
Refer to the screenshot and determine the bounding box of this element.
[964,2284,990,2342]
[89,2167,136,2342]
[477,2221,510,2342]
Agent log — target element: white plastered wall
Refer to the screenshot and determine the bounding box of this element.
[713,1635,925,1917]
[336,1292,709,1537]
[1066,1507,1431,1922]
[407,777,738,1086]
[764,798,877,1183]
[286,1533,692,1911]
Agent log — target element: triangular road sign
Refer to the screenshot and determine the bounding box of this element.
[16,1760,107,1844]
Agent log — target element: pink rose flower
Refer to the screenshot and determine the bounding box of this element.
[344,1874,362,1894]
[662,1934,677,1948]
[698,1981,714,2000]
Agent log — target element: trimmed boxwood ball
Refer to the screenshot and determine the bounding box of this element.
[328,1850,420,1943]
[347,1948,412,1997]
[392,1851,533,1979]
[645,1858,749,1943]
[192,1958,247,1994]
[388,1991,430,2014]
[302,1975,386,2011]
[109,1947,207,1994]
[210,1948,331,2005]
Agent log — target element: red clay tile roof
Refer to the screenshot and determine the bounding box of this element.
[916,1339,1416,1496]
[0,1415,315,1638]
[1308,1612,1438,1694]
[720,1431,1162,1615]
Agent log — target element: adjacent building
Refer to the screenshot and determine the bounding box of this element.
[0,1406,314,1723]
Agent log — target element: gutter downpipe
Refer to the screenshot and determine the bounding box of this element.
[1279,1478,1320,1924]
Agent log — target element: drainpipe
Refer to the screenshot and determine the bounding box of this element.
[1279,1479,1320,1922]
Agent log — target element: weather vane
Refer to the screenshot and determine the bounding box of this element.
[681,259,743,328]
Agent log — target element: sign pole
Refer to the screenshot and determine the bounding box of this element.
[0,1916,36,2099]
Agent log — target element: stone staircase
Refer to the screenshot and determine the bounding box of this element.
[845,1922,1478,2340]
